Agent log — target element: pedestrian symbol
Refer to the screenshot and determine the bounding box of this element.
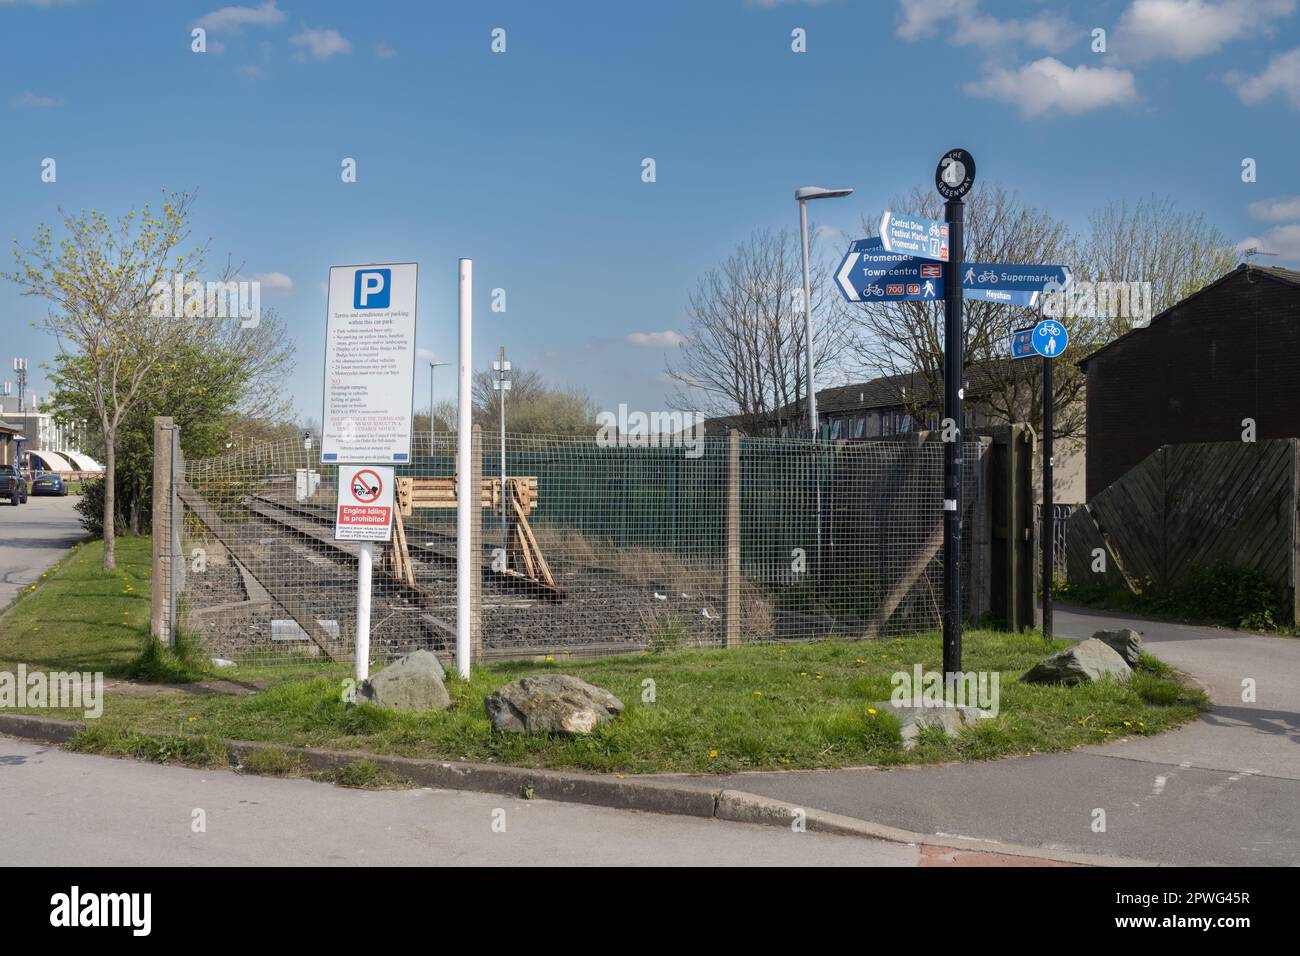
[1032,320,1068,359]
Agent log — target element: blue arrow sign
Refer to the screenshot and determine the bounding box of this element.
[1032,319,1068,358]
[1010,327,1036,359]
[835,237,945,302]
[962,263,1072,306]
[879,211,949,261]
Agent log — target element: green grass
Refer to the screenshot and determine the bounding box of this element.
[1,535,1209,777]
[0,537,155,673]
[31,630,1207,775]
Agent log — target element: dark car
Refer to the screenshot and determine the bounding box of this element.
[30,471,68,497]
[0,464,28,505]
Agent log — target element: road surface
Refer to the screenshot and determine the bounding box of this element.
[0,738,929,866]
[0,495,86,609]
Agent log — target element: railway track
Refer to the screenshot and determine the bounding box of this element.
[249,492,566,600]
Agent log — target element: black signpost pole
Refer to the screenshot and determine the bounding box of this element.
[935,148,974,679]
[942,197,964,677]
[1042,351,1054,644]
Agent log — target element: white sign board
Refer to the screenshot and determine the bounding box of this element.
[335,465,395,542]
[321,262,418,464]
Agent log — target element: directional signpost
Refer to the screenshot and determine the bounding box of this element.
[835,237,944,302]
[879,211,949,261]
[1011,317,1070,643]
[961,264,1071,306]
[936,149,973,680]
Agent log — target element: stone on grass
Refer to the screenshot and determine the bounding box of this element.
[1020,638,1131,686]
[485,674,624,734]
[871,699,990,751]
[1092,628,1143,667]
[361,649,450,711]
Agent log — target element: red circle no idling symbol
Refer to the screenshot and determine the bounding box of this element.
[351,469,383,504]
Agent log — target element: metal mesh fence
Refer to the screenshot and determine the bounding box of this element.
[172,430,988,666]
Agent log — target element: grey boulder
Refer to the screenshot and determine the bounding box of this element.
[361,649,450,711]
[1020,638,1131,686]
[872,699,990,751]
[1092,628,1143,667]
[486,674,624,734]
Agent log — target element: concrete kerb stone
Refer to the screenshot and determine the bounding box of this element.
[0,712,1159,866]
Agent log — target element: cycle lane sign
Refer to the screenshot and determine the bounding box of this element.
[961,262,1071,306]
[335,465,395,542]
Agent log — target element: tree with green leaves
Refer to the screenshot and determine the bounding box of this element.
[5,192,209,569]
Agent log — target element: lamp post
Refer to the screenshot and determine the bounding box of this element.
[794,186,853,437]
[428,360,448,455]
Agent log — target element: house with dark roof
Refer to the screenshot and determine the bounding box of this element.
[1078,264,1300,498]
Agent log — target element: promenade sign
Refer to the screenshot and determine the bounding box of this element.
[321,262,419,464]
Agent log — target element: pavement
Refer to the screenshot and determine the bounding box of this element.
[0,495,86,609]
[0,737,932,866]
[645,605,1300,866]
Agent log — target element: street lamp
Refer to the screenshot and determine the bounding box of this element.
[428,360,448,454]
[794,186,853,436]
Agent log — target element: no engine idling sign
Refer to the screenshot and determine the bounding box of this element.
[335,465,395,542]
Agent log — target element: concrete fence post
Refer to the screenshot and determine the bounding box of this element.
[723,429,741,648]
[150,416,174,643]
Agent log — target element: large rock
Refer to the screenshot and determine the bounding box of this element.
[485,674,624,734]
[871,699,990,751]
[1020,638,1131,686]
[361,650,450,711]
[1092,628,1143,667]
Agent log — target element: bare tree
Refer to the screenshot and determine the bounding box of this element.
[664,228,850,433]
[5,192,207,569]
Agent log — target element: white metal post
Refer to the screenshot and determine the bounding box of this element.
[355,541,373,681]
[456,259,473,679]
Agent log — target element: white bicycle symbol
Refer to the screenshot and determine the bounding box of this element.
[978,270,998,283]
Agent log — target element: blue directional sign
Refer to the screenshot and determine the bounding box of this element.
[879,211,949,261]
[835,237,945,302]
[1010,327,1036,359]
[1031,320,1068,358]
[962,263,1072,306]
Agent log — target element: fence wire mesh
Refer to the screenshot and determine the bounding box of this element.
[173,430,989,667]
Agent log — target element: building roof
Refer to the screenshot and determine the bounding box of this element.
[1076,263,1300,370]
[0,419,17,435]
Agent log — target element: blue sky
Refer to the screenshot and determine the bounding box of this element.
[1,0,1298,419]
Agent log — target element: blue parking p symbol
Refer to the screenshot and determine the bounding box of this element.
[353,269,391,309]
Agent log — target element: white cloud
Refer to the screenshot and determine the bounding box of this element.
[196,1,284,34]
[896,0,1079,52]
[12,91,61,108]
[375,41,397,59]
[1248,195,1300,221]
[1115,0,1295,62]
[1237,224,1300,262]
[250,271,293,293]
[964,57,1138,117]
[291,27,351,60]
[896,0,974,41]
[625,330,687,348]
[1229,46,1300,108]
[415,348,447,364]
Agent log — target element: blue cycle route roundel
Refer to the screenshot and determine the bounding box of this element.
[1032,319,1068,359]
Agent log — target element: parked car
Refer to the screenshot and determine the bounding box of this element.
[30,471,68,496]
[0,464,28,505]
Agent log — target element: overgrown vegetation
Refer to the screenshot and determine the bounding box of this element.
[1058,561,1289,632]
